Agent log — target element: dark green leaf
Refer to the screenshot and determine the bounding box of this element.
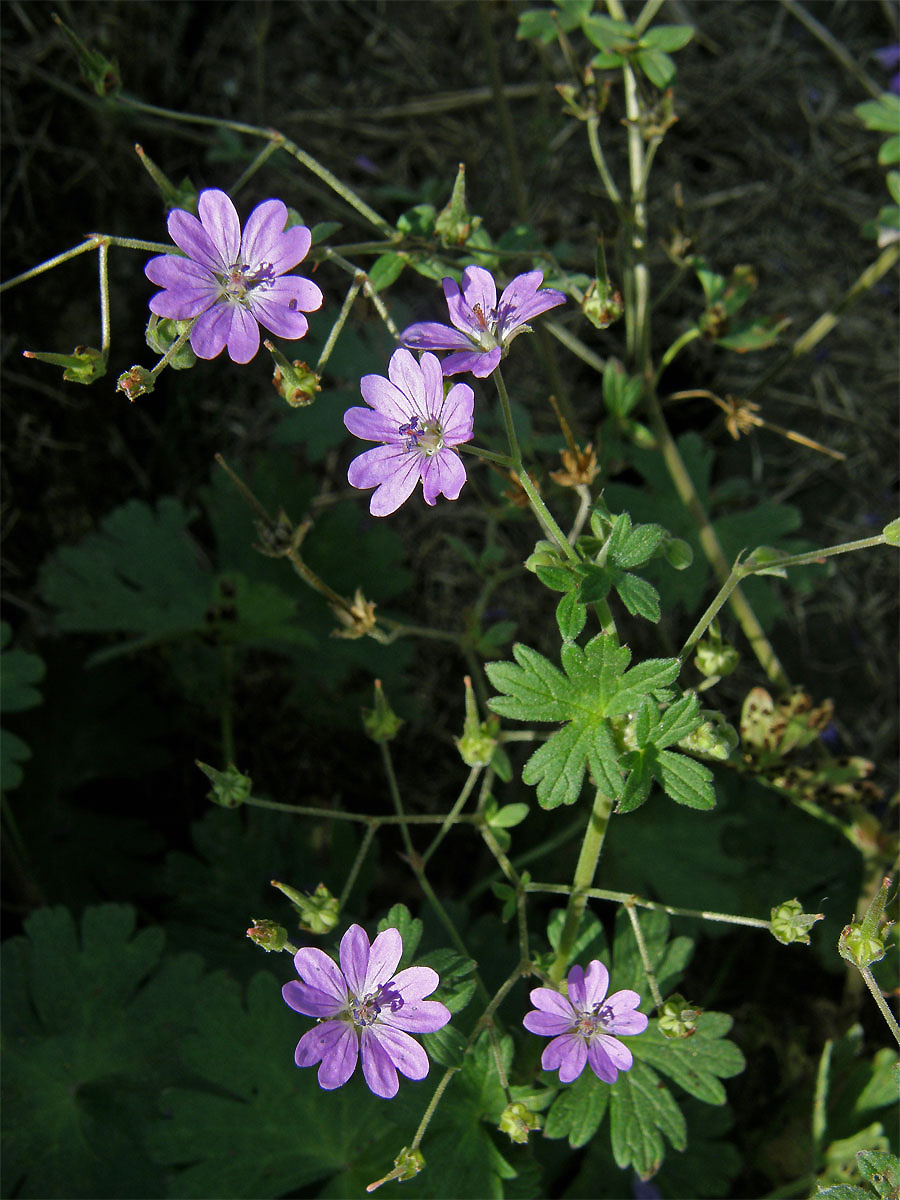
[378,903,423,966]
[656,749,716,809]
[633,1014,745,1105]
[418,949,477,1014]
[636,47,677,87]
[609,1061,686,1176]
[614,571,661,622]
[641,24,693,51]
[556,589,587,641]
[368,251,405,291]
[544,1067,610,1147]
[422,1023,468,1068]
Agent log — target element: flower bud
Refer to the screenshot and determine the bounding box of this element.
[246,919,288,952]
[366,1147,425,1192]
[658,993,702,1038]
[24,345,106,385]
[581,279,624,330]
[272,880,339,935]
[498,1102,543,1144]
[145,315,197,370]
[770,898,824,946]
[838,876,894,967]
[455,676,498,767]
[264,341,321,407]
[434,163,478,246]
[135,144,197,212]
[361,679,404,743]
[678,711,739,761]
[332,588,377,640]
[195,760,251,808]
[524,540,566,573]
[53,14,120,97]
[694,621,739,678]
[116,365,155,401]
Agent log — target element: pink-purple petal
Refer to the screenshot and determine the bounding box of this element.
[281,979,346,1019]
[401,321,471,352]
[529,987,577,1021]
[418,352,446,420]
[190,305,231,360]
[347,444,410,490]
[262,274,323,313]
[264,224,314,275]
[371,1025,430,1080]
[343,406,400,442]
[144,254,214,291]
[317,1024,360,1090]
[522,1009,573,1037]
[421,449,466,505]
[339,924,371,996]
[380,997,451,1034]
[239,198,289,266]
[439,383,475,444]
[292,947,349,1005]
[579,960,610,1010]
[149,287,216,320]
[391,966,440,1004]
[198,189,241,266]
[364,927,403,994]
[445,347,500,378]
[368,454,422,517]
[587,1035,631,1082]
[249,294,310,341]
[359,374,412,423]
[542,1032,587,1083]
[459,265,498,320]
[360,1028,399,1098]
[167,209,225,274]
[225,304,261,363]
[388,347,428,413]
[500,287,566,331]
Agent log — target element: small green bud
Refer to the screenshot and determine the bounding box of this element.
[838,876,894,967]
[524,539,563,573]
[366,1147,425,1192]
[53,14,120,97]
[361,679,404,743]
[663,537,693,571]
[883,517,900,547]
[24,345,107,385]
[246,919,288,952]
[196,760,252,808]
[145,315,197,369]
[455,676,498,767]
[658,993,702,1039]
[135,144,197,212]
[581,279,624,330]
[770,898,824,946]
[678,710,739,761]
[264,341,321,407]
[498,1102,542,1144]
[694,622,740,678]
[434,163,480,246]
[116,365,155,401]
[272,880,339,935]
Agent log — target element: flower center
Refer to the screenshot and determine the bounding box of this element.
[348,982,403,1028]
[398,415,444,456]
[574,1003,615,1039]
[220,261,277,306]
[469,302,500,351]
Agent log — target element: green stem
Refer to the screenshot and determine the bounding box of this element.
[624,902,663,1007]
[548,789,613,982]
[421,766,482,867]
[315,273,364,373]
[338,823,377,910]
[493,368,581,564]
[646,391,791,689]
[459,443,514,468]
[858,964,900,1048]
[655,326,701,384]
[97,240,111,358]
[527,880,774,930]
[587,115,623,209]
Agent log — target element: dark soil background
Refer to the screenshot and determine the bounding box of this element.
[1,2,898,1197]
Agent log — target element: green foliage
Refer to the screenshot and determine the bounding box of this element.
[0,622,45,790]
[543,1066,609,1147]
[487,633,712,812]
[606,431,820,626]
[575,513,667,623]
[145,969,399,1199]
[1,905,203,1199]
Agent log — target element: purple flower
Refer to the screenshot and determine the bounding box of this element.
[400,265,566,377]
[523,960,648,1084]
[282,923,451,1099]
[145,189,323,364]
[344,348,474,516]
